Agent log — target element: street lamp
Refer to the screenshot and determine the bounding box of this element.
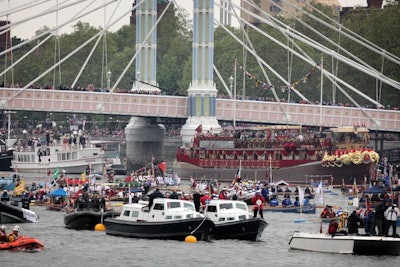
[229,74,236,129]
[229,76,233,97]
[107,70,111,91]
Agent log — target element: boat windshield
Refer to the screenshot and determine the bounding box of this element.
[219,203,233,210]
[236,203,248,211]
[183,202,195,211]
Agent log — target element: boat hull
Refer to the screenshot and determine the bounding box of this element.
[104,217,215,241]
[0,149,13,171]
[0,202,39,223]
[262,204,316,214]
[64,210,120,230]
[11,162,105,174]
[0,235,44,251]
[173,161,371,184]
[289,232,400,255]
[212,218,268,241]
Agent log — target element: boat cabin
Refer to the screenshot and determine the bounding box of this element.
[204,199,251,223]
[116,199,204,222]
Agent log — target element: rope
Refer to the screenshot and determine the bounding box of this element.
[190,204,209,235]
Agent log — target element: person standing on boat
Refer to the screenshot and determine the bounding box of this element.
[8,226,20,242]
[0,225,8,242]
[252,190,266,219]
[1,190,10,202]
[148,188,164,209]
[347,210,362,235]
[373,201,387,236]
[384,203,400,237]
[261,184,269,203]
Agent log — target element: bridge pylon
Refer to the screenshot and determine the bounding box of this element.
[181,0,222,146]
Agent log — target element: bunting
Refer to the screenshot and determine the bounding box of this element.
[234,60,322,92]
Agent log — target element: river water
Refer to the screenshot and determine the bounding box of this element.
[1,189,399,266]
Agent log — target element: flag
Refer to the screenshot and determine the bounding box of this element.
[81,172,86,182]
[315,181,324,206]
[50,167,60,187]
[195,124,202,133]
[128,184,132,204]
[157,161,166,174]
[14,183,25,196]
[52,167,59,180]
[235,166,241,180]
[298,186,304,207]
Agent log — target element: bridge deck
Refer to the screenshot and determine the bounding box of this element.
[1,88,399,132]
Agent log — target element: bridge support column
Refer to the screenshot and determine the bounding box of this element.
[181,0,221,146]
[125,117,165,172]
[133,0,157,92]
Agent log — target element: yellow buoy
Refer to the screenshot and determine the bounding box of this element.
[185,235,197,243]
[95,223,106,231]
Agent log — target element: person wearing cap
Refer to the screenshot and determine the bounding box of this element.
[1,190,10,202]
[252,190,266,219]
[384,203,399,237]
[8,226,20,242]
[0,225,8,242]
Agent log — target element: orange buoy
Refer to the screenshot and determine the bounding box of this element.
[95,223,106,231]
[185,235,197,243]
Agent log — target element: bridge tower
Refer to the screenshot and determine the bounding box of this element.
[125,0,165,171]
[181,0,222,146]
[132,0,157,92]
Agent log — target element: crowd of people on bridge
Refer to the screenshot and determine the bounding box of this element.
[2,82,399,110]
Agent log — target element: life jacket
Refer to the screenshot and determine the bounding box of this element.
[8,233,19,242]
[328,221,338,234]
[252,195,265,208]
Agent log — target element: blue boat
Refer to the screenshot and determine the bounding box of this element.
[262,204,316,214]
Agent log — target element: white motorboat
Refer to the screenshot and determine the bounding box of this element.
[11,144,106,174]
[204,199,268,241]
[289,232,400,255]
[104,198,215,241]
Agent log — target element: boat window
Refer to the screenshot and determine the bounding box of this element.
[218,218,226,222]
[186,214,194,219]
[153,203,164,210]
[236,203,247,211]
[169,202,181,209]
[72,151,77,160]
[219,203,233,210]
[165,215,172,219]
[123,210,130,216]
[239,215,246,220]
[174,215,182,219]
[183,202,195,211]
[207,206,217,212]
[131,210,139,218]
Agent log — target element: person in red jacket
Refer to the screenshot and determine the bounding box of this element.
[200,192,212,210]
[252,190,266,219]
[328,220,338,235]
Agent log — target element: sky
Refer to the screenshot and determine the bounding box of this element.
[1,0,240,40]
[1,0,377,40]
